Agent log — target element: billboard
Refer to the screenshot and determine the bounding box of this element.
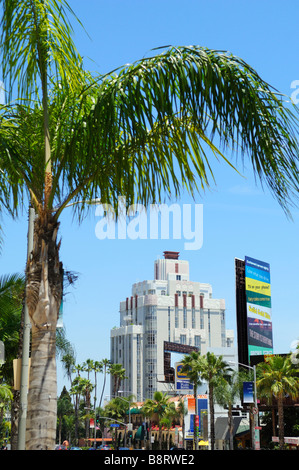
[245,256,273,358]
[175,363,193,391]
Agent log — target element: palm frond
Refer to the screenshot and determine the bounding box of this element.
[0,46,298,221]
[59,46,299,218]
[0,0,83,102]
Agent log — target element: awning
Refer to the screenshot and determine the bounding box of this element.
[126,408,142,414]
[135,426,145,441]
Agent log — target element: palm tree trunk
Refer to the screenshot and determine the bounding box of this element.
[277,394,285,450]
[25,216,63,450]
[158,425,162,450]
[26,327,57,449]
[209,384,215,450]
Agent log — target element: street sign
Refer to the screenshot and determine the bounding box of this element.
[110,423,120,428]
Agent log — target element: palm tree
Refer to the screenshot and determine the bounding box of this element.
[181,351,203,450]
[199,352,231,450]
[142,391,173,450]
[160,402,177,450]
[1,0,299,450]
[61,352,76,387]
[110,363,127,396]
[256,355,299,450]
[98,359,111,408]
[70,375,93,444]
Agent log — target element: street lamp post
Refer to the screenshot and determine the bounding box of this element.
[229,361,259,450]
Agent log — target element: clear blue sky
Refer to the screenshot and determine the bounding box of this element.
[1,0,299,395]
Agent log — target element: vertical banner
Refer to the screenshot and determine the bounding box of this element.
[243,381,254,403]
[245,256,273,359]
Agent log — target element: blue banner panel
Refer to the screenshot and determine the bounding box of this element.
[243,381,254,403]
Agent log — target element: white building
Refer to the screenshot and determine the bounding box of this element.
[110,251,236,401]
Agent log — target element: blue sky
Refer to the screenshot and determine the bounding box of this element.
[1,0,299,394]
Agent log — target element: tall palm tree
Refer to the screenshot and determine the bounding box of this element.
[181,351,203,450]
[1,0,299,450]
[61,352,76,387]
[110,363,127,396]
[98,359,111,409]
[256,355,299,450]
[199,352,231,450]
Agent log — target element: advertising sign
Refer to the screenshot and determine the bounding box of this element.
[245,256,273,359]
[188,397,208,434]
[175,363,193,391]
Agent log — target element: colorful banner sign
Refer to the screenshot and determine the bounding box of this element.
[245,256,273,358]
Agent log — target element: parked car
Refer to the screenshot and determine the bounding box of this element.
[54,444,68,450]
[97,445,112,450]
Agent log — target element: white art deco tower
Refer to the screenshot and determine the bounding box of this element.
[110,251,235,400]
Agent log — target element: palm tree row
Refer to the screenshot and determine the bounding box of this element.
[60,356,127,442]
[1,0,299,449]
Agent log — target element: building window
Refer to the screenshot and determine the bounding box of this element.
[168,306,171,342]
[180,335,186,344]
[175,307,179,328]
[183,307,187,328]
[194,335,201,349]
[192,308,196,329]
[200,310,204,329]
[176,275,181,280]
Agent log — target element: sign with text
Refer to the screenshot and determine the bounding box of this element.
[175,363,193,391]
[245,256,273,359]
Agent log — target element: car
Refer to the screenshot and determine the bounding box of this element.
[70,447,81,450]
[97,445,112,450]
[54,444,68,450]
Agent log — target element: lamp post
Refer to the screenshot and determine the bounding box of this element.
[229,361,259,450]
